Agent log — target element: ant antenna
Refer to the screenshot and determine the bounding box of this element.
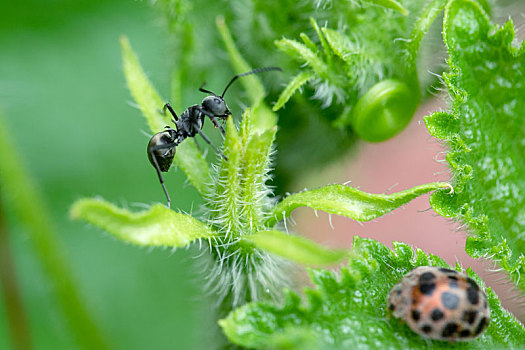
[198,82,217,96]
[221,67,283,98]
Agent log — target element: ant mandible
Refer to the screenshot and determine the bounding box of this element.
[147,66,282,207]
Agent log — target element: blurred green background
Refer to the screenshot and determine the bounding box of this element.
[0,0,217,348]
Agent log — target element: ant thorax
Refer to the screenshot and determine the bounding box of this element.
[177,105,205,137]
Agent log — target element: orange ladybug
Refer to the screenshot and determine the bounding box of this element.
[387,266,490,341]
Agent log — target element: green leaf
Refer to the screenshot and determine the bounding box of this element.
[0,115,108,349]
[300,33,318,53]
[406,0,448,71]
[173,141,210,195]
[120,35,169,132]
[120,35,210,195]
[424,111,459,140]
[242,230,348,266]
[216,16,277,132]
[220,237,525,349]
[209,106,278,234]
[275,39,328,77]
[362,0,408,16]
[309,18,332,62]
[266,182,451,227]
[208,117,244,233]
[240,126,277,232]
[425,0,525,293]
[216,16,264,104]
[71,198,216,247]
[273,71,314,111]
[203,108,290,309]
[321,28,357,66]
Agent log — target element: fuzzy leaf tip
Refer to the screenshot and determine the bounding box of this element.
[71,198,215,247]
[267,182,452,227]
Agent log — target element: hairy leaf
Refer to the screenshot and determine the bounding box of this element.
[203,106,291,309]
[71,198,215,247]
[425,0,525,292]
[242,230,348,266]
[220,237,525,349]
[240,127,276,232]
[406,0,448,70]
[120,36,210,195]
[216,16,265,106]
[216,17,278,134]
[207,117,243,233]
[272,2,431,135]
[275,39,329,77]
[321,28,358,67]
[208,106,276,234]
[266,182,451,227]
[362,0,408,15]
[120,36,169,132]
[273,71,314,111]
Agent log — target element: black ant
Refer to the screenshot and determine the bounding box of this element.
[147,67,282,207]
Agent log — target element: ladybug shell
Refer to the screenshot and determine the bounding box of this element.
[387,266,490,341]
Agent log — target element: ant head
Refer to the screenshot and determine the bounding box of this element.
[198,67,282,117]
[201,95,230,117]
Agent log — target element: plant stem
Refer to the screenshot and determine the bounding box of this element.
[0,115,108,349]
[0,195,32,350]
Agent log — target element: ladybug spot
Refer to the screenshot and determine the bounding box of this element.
[419,272,436,284]
[430,308,444,321]
[459,329,471,338]
[462,310,478,325]
[421,324,432,334]
[441,322,458,337]
[438,268,457,275]
[411,309,421,321]
[474,317,489,336]
[467,287,480,305]
[447,275,459,288]
[467,278,480,291]
[441,291,460,310]
[419,282,436,295]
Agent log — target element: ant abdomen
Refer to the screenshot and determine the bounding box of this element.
[147,129,177,172]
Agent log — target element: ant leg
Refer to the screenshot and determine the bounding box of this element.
[148,147,171,208]
[194,125,228,161]
[197,107,226,136]
[163,103,179,122]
